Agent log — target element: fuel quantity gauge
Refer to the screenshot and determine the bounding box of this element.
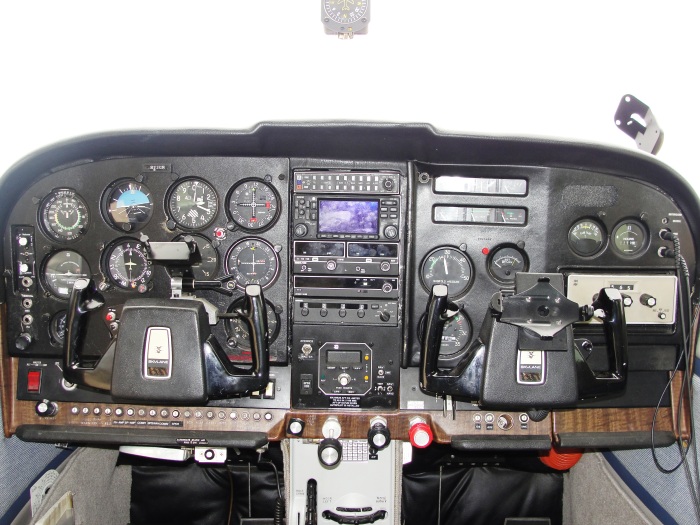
[568,219,606,257]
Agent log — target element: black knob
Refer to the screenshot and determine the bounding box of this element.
[384,225,398,239]
[35,399,58,417]
[379,311,391,322]
[368,422,391,451]
[294,223,309,237]
[15,333,32,351]
[382,178,395,190]
[318,437,342,467]
[527,409,549,422]
[640,293,657,307]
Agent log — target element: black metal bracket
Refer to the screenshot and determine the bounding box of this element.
[614,94,664,155]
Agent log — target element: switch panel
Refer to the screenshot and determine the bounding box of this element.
[567,274,677,325]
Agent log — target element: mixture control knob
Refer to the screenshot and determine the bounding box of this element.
[337,373,351,386]
[15,333,32,351]
[640,293,657,307]
[318,438,343,467]
[379,310,391,322]
[409,417,433,449]
[35,399,58,418]
[367,416,391,451]
[294,223,309,237]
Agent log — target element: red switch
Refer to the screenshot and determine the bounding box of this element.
[27,370,42,392]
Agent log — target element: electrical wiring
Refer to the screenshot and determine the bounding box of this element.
[650,232,700,522]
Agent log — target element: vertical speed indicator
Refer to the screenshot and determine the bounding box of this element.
[420,247,474,297]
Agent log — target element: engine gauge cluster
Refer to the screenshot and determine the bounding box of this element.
[568,218,648,258]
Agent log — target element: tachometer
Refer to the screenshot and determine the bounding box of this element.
[224,237,280,290]
[39,189,90,242]
[420,247,473,297]
[167,178,218,230]
[227,178,280,232]
[104,239,152,290]
[42,250,90,298]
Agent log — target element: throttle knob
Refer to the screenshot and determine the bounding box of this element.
[367,416,391,451]
[409,417,433,449]
[318,438,343,467]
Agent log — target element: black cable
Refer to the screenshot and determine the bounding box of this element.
[258,449,285,525]
[650,232,700,522]
[226,465,234,525]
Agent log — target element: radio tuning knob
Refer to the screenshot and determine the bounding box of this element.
[640,293,657,307]
[384,225,398,239]
[294,224,309,237]
[380,261,391,272]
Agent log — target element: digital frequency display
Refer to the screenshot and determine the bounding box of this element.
[318,200,379,235]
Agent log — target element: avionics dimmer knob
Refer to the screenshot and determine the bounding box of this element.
[35,399,58,418]
[15,333,32,351]
[640,294,657,307]
[338,373,351,386]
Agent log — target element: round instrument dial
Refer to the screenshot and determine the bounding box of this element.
[224,297,280,354]
[568,219,606,257]
[225,238,280,290]
[488,246,528,283]
[50,311,67,345]
[105,239,152,290]
[227,179,280,232]
[167,178,218,230]
[173,234,219,280]
[42,250,90,298]
[104,180,154,231]
[40,189,90,242]
[420,247,473,297]
[323,0,369,24]
[612,220,648,256]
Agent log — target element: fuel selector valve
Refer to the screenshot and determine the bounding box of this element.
[367,416,391,451]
